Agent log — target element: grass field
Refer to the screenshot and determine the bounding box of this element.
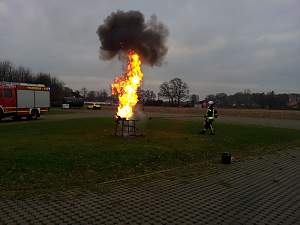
[1,116,300,197]
[47,106,300,120]
[144,106,300,120]
[47,107,75,115]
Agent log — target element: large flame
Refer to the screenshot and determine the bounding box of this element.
[112,50,143,119]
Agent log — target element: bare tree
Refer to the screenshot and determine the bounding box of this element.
[140,89,156,103]
[0,61,13,81]
[1,60,68,106]
[169,78,189,106]
[80,87,88,99]
[73,90,81,98]
[63,87,74,97]
[87,91,96,101]
[158,78,189,106]
[158,81,175,104]
[97,89,108,101]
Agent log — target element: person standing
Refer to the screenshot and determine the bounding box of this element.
[200,101,218,135]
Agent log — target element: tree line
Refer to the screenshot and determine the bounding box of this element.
[0,60,192,106]
[206,90,300,109]
[1,60,299,109]
[0,60,119,106]
[139,78,191,106]
[158,78,189,106]
[0,61,73,105]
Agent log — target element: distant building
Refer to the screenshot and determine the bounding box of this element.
[288,94,300,108]
[63,96,84,108]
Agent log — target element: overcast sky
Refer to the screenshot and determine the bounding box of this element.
[0,0,299,98]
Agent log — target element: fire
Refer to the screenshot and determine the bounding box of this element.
[112,50,143,119]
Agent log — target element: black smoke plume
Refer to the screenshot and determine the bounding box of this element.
[97,10,169,66]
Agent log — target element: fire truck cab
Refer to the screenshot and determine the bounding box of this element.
[0,82,50,121]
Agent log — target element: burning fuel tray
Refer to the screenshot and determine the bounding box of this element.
[114,117,137,136]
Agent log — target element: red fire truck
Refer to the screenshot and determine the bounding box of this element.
[0,82,50,120]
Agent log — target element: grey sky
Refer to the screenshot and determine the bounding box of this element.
[0,0,299,98]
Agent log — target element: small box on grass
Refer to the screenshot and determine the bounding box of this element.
[222,152,232,164]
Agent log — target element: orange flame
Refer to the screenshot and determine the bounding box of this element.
[112,50,143,119]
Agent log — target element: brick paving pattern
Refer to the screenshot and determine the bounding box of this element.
[1,150,299,224]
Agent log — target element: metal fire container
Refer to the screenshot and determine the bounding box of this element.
[222,152,232,164]
[114,116,137,136]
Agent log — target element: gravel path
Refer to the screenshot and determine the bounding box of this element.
[1,149,299,224]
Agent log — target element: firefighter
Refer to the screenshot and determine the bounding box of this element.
[200,101,218,135]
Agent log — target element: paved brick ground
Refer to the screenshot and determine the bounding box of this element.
[1,149,299,225]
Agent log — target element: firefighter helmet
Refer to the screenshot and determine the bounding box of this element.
[208,101,214,105]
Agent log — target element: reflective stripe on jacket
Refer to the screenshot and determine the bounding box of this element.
[206,108,217,120]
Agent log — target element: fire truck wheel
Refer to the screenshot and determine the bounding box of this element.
[29,110,39,120]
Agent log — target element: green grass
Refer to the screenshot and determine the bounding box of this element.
[47,107,75,115]
[1,117,300,196]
